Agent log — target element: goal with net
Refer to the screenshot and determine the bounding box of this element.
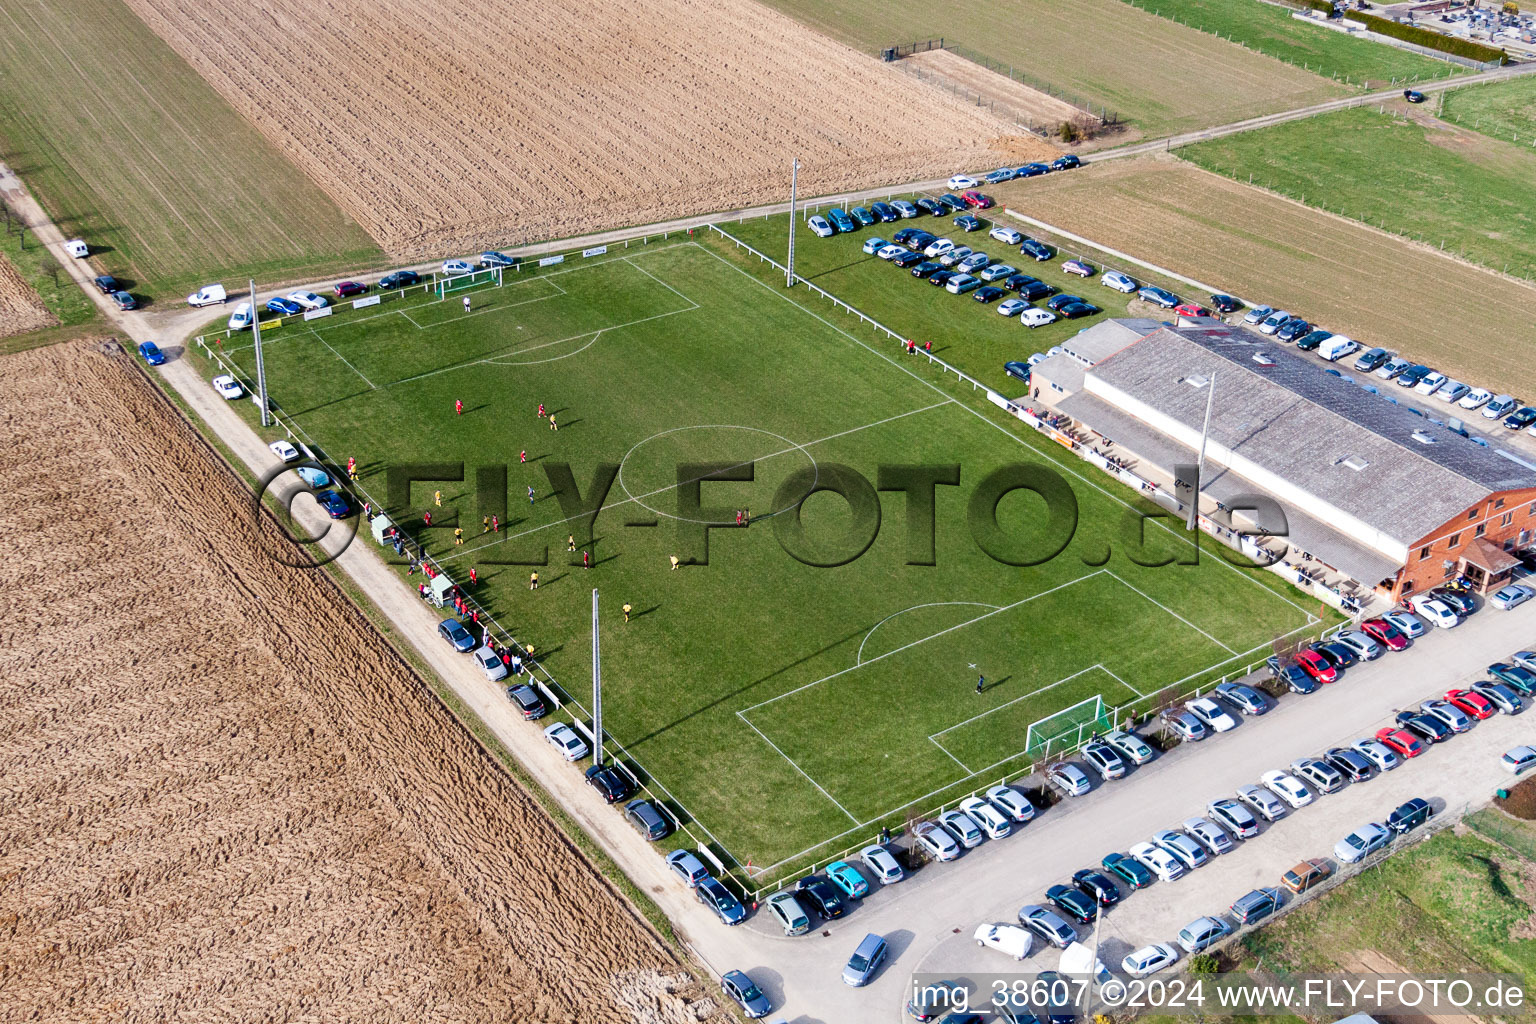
[1024,694,1114,759]
[434,265,503,299]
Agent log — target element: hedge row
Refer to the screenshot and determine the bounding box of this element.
[1343,9,1508,64]
[1300,0,1335,14]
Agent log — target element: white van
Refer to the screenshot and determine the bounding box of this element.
[1318,335,1359,362]
[64,239,89,258]
[187,284,228,307]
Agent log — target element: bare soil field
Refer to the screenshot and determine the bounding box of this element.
[121,0,1041,258]
[901,49,1100,136]
[996,156,1536,400]
[0,341,726,1024]
[0,253,56,337]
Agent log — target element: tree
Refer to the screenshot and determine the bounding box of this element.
[1058,120,1078,144]
[1188,953,1219,974]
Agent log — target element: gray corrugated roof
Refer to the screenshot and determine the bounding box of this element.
[1086,325,1536,545]
[1058,318,1164,367]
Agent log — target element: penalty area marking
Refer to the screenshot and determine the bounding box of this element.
[856,602,1002,666]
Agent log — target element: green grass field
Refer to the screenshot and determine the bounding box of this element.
[1182,106,1536,279]
[1442,74,1536,142]
[720,203,1199,396]
[0,0,381,299]
[1119,0,1460,87]
[195,232,1316,876]
[755,0,1342,138]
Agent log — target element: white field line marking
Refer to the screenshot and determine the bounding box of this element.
[623,254,699,307]
[1105,570,1237,655]
[399,308,423,329]
[309,328,376,390]
[857,601,1002,665]
[738,570,1108,717]
[928,736,971,771]
[929,664,1110,743]
[736,713,859,823]
[483,330,603,366]
[435,399,953,567]
[692,237,1319,626]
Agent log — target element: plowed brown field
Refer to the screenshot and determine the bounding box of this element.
[997,156,1536,399]
[121,0,1043,257]
[0,253,55,338]
[0,341,726,1024]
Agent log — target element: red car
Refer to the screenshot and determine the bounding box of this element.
[1295,649,1338,684]
[1375,727,1425,759]
[1361,618,1409,652]
[334,280,368,297]
[1174,302,1212,318]
[961,190,994,210]
[1445,687,1495,720]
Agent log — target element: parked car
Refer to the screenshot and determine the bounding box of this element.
[1062,259,1093,277]
[986,785,1036,823]
[697,877,747,924]
[1269,657,1318,694]
[1353,347,1391,372]
[721,970,771,1018]
[1017,904,1077,948]
[585,763,635,803]
[1334,822,1391,863]
[1281,858,1333,893]
[287,290,328,310]
[1047,763,1092,796]
[543,722,589,761]
[472,646,508,681]
[1176,302,1213,319]
[1257,309,1292,334]
[266,296,302,316]
[1295,649,1338,683]
[1289,757,1345,794]
[860,843,905,884]
[334,280,367,297]
[1182,817,1235,855]
[377,270,420,289]
[1235,784,1286,821]
[828,208,857,232]
[1072,868,1123,905]
[437,617,476,652]
[826,860,871,898]
[1351,738,1401,772]
[1260,770,1314,808]
[1186,697,1238,733]
[851,205,876,226]
[1382,608,1427,637]
[1507,407,1536,431]
[959,796,1012,839]
[1491,583,1535,610]
[1104,728,1155,765]
[1230,887,1282,924]
[915,198,945,216]
[506,683,547,720]
[808,215,834,237]
[1019,239,1052,261]
[1386,797,1433,834]
[938,808,985,848]
[625,798,671,840]
[893,200,920,218]
[1490,661,1536,695]
[1102,270,1137,293]
[947,174,979,190]
[975,922,1034,960]
[313,490,349,518]
[1052,154,1082,170]
[954,214,981,232]
[765,891,810,935]
[1101,850,1154,889]
[1127,841,1186,882]
[1019,308,1058,327]
[1123,943,1179,978]
[1003,360,1032,382]
[1214,682,1267,716]
[914,821,961,861]
[1295,329,1333,352]
[666,849,710,887]
[227,303,254,330]
[1484,394,1519,419]
[1153,829,1209,870]
[136,340,166,365]
[1017,162,1052,177]
[1503,745,1536,774]
[479,250,518,268]
[795,876,847,919]
[109,290,137,311]
[1161,709,1208,743]
[1416,371,1449,396]
[187,283,228,307]
[1360,618,1410,651]
[441,259,474,276]
[1046,883,1099,924]
[1177,916,1231,953]
[1473,681,1524,715]
[1394,711,1451,745]
[1445,687,1496,720]
[1438,380,1472,404]
[871,201,899,221]
[1082,740,1128,781]
[1138,285,1178,308]
[1323,746,1375,782]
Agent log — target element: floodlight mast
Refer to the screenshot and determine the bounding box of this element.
[591,588,602,767]
[786,157,798,288]
[251,279,270,427]
[1187,369,1215,532]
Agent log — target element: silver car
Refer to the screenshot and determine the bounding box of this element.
[1177,915,1231,953]
[1082,740,1128,781]
[1235,784,1287,822]
[1182,816,1236,855]
[1351,738,1401,772]
[915,822,961,861]
[1103,270,1138,293]
[1419,699,1472,734]
[1207,797,1261,838]
[1331,629,1383,660]
[1104,729,1156,764]
[939,808,985,848]
[1154,829,1210,869]
[1047,763,1092,797]
[987,785,1036,823]
[1289,757,1345,794]
[1382,608,1426,637]
[1018,904,1077,948]
[1161,710,1208,743]
[859,844,904,884]
[473,645,508,681]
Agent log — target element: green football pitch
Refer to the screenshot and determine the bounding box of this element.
[209,233,1318,877]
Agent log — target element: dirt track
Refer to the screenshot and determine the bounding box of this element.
[120,0,1048,258]
[0,253,56,337]
[0,341,725,1023]
[902,49,1094,133]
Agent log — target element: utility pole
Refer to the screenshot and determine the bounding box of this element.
[786,157,799,288]
[1187,369,1216,532]
[250,279,270,427]
[591,588,603,767]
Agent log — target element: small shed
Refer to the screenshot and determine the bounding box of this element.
[429,573,457,608]
[369,513,395,545]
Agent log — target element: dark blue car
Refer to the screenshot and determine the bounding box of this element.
[266,296,302,315]
[696,877,748,925]
[377,270,420,289]
[1051,154,1082,171]
[1019,239,1053,262]
[137,341,165,365]
[438,617,476,652]
[314,489,350,519]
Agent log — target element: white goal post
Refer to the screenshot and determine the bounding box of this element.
[1024,694,1113,758]
[434,265,503,299]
